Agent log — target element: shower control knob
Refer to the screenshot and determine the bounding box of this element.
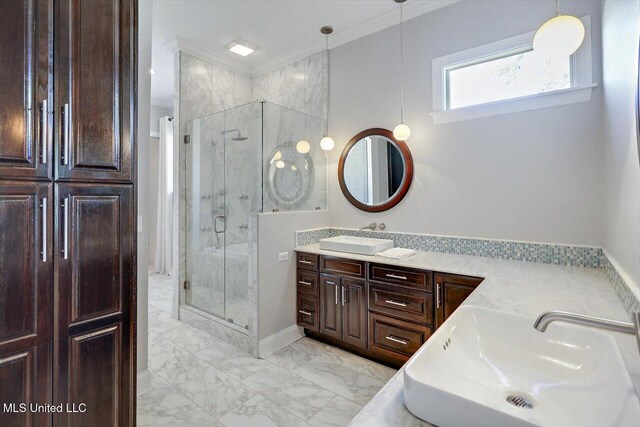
[378,222,386,230]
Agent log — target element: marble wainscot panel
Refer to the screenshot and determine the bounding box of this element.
[292,244,640,426]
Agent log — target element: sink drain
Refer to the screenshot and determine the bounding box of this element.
[506,395,533,409]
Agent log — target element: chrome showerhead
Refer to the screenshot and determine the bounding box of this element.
[231,132,248,141]
[222,128,248,141]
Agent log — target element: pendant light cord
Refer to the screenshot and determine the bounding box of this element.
[325,33,330,136]
[400,0,405,124]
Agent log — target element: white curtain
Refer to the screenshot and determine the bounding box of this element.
[154,116,174,274]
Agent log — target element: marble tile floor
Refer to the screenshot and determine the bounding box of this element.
[141,273,397,426]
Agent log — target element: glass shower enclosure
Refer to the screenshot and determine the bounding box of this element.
[184,101,326,329]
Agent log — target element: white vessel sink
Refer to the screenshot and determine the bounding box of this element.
[319,235,393,255]
[404,305,640,427]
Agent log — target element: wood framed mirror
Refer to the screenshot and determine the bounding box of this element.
[338,128,413,212]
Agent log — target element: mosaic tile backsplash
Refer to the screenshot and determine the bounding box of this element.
[296,227,604,268]
[604,256,640,315]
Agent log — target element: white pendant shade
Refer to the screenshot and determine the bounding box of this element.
[393,123,411,141]
[533,15,585,58]
[296,140,311,154]
[320,136,335,151]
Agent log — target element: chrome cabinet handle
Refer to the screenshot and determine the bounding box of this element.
[334,284,339,305]
[298,280,312,286]
[298,310,312,316]
[40,197,47,262]
[62,197,69,260]
[214,214,226,233]
[386,273,407,280]
[40,100,47,164]
[385,335,408,345]
[436,283,441,309]
[299,259,312,265]
[385,299,407,307]
[62,103,69,165]
[341,286,346,306]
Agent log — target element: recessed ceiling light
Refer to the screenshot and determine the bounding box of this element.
[149,69,156,75]
[228,40,255,57]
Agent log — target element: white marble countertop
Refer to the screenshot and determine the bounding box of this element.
[295,244,640,427]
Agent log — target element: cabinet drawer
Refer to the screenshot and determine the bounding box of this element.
[369,313,431,362]
[297,270,319,297]
[297,295,319,332]
[297,252,319,271]
[369,263,431,291]
[369,283,432,324]
[320,256,365,278]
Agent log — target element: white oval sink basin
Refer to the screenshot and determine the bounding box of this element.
[404,305,640,427]
[319,235,393,255]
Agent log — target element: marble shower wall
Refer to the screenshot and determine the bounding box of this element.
[252,51,329,121]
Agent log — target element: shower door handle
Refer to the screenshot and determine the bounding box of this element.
[214,215,226,233]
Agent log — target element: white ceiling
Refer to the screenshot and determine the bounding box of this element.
[150,0,458,108]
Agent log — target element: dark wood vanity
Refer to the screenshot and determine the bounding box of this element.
[296,251,484,368]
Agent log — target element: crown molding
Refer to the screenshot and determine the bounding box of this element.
[163,37,254,77]
[163,1,459,78]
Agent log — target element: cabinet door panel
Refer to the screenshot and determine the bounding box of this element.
[55,0,134,182]
[434,273,483,329]
[0,0,52,179]
[0,183,52,427]
[55,183,133,426]
[69,324,122,427]
[319,275,341,339]
[342,279,367,349]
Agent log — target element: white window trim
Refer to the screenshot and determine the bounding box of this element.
[431,15,596,125]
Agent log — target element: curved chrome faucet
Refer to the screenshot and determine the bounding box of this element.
[534,310,640,355]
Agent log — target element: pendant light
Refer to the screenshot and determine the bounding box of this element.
[533,0,585,58]
[393,0,410,142]
[320,26,335,151]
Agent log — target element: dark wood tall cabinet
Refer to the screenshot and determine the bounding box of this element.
[0,1,137,426]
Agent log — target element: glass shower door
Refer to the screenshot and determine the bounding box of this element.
[185,111,227,319]
[184,102,260,329]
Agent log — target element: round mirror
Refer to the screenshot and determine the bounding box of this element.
[338,128,413,212]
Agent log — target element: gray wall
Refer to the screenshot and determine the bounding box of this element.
[602,0,640,298]
[328,0,604,246]
[150,105,172,135]
[257,210,330,339]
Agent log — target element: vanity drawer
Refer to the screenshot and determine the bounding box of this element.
[369,263,432,291]
[297,252,319,271]
[297,270,319,297]
[320,256,366,278]
[297,294,320,332]
[369,313,431,362]
[369,283,432,324]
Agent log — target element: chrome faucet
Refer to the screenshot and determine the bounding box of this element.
[360,222,386,231]
[534,310,640,355]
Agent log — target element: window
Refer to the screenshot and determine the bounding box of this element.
[446,48,571,109]
[431,16,595,124]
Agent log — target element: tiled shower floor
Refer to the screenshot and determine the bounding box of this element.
[139,274,397,427]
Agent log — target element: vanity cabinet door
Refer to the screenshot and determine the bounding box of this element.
[341,279,367,349]
[319,275,341,339]
[434,273,483,329]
